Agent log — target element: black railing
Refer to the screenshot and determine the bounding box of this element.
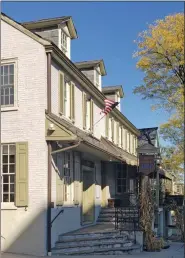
[114,193,140,234]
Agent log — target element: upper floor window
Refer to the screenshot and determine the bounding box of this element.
[82,93,94,132]
[95,70,100,87]
[61,31,67,53]
[59,72,75,121]
[1,63,15,107]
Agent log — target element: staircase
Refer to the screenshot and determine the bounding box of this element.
[52,225,142,255]
[97,207,139,227]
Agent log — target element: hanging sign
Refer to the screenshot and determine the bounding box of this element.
[139,155,155,175]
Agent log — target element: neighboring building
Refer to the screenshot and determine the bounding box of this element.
[173,182,184,195]
[138,127,173,239]
[1,13,140,256]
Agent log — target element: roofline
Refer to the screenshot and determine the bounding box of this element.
[75,59,107,76]
[45,44,140,136]
[1,12,52,46]
[102,86,124,98]
[22,16,78,39]
[139,127,158,130]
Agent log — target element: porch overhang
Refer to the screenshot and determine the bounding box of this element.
[101,137,138,166]
[45,115,77,141]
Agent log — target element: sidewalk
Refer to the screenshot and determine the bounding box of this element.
[2,242,184,258]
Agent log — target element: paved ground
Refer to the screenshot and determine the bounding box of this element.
[1,242,184,258]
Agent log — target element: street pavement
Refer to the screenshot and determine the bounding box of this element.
[2,242,184,258]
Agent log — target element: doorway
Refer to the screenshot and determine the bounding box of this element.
[82,167,95,224]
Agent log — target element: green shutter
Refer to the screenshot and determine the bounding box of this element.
[70,82,75,121]
[105,114,109,138]
[90,99,94,132]
[111,119,114,142]
[15,142,28,207]
[116,122,119,145]
[82,92,87,129]
[59,72,64,113]
[73,152,81,205]
[56,154,64,206]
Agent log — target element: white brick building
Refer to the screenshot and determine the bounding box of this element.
[1,13,140,256]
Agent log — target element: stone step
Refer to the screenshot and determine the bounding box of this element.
[58,230,124,242]
[56,235,128,248]
[55,239,133,253]
[52,244,141,255]
[98,214,138,219]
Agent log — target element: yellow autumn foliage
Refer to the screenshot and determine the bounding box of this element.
[133,13,184,173]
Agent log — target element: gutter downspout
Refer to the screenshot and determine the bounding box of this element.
[51,141,81,155]
[47,52,52,256]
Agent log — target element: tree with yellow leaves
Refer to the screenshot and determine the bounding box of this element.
[133,13,184,176]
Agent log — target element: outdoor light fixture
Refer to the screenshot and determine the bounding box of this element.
[48,123,55,131]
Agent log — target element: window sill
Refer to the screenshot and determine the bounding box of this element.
[1,107,18,112]
[1,203,18,210]
[59,113,75,124]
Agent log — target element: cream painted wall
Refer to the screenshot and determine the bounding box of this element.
[1,20,47,256]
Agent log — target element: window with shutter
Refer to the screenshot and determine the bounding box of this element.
[15,142,28,207]
[105,114,109,138]
[90,99,94,132]
[82,92,87,129]
[70,82,75,121]
[111,119,114,142]
[59,72,64,114]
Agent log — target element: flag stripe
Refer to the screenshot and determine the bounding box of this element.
[101,99,119,115]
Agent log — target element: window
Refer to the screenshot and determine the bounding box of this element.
[116,164,127,194]
[111,118,114,142]
[63,152,72,203]
[119,126,122,147]
[127,132,130,152]
[1,144,15,202]
[105,114,109,138]
[64,80,68,116]
[61,31,67,53]
[83,94,94,132]
[95,70,99,87]
[1,63,15,107]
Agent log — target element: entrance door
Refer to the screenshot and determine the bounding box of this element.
[82,169,94,224]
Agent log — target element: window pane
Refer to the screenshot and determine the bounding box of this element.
[9,164,15,173]
[3,175,8,183]
[4,75,8,85]
[5,95,9,105]
[3,184,9,192]
[10,155,15,163]
[4,66,8,75]
[5,87,9,95]
[1,76,3,85]
[3,194,9,202]
[1,96,4,105]
[9,75,14,84]
[3,155,8,164]
[3,165,8,173]
[10,184,14,192]
[9,145,15,155]
[10,194,14,202]
[9,65,14,75]
[2,145,8,154]
[10,175,15,183]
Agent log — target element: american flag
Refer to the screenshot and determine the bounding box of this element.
[101,99,119,115]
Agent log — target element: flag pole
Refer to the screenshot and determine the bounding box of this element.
[93,114,106,128]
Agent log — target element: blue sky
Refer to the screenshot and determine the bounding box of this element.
[2,1,183,145]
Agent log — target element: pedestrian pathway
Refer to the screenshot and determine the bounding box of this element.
[2,242,184,258]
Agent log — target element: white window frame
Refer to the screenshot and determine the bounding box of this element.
[116,165,127,194]
[1,143,16,203]
[61,30,68,54]
[1,58,18,111]
[63,151,73,205]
